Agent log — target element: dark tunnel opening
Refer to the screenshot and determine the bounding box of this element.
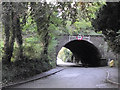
[64,40,102,67]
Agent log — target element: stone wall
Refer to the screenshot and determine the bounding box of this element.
[56,35,116,61]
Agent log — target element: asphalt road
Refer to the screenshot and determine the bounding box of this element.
[12,66,118,88]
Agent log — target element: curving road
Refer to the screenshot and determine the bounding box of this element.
[11,66,118,88]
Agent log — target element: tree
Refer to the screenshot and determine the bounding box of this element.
[2,2,28,63]
[92,2,120,54]
[2,2,104,63]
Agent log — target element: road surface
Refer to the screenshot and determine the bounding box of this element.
[11,66,118,88]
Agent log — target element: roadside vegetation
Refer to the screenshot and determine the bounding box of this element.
[0,2,119,85]
[57,47,72,62]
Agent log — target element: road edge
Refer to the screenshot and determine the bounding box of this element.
[2,67,65,88]
[106,71,120,86]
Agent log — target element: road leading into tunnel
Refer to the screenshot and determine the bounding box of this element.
[11,66,118,88]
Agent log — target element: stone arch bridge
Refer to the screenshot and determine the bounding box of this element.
[56,35,111,67]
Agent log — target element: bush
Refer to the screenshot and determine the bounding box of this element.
[2,56,52,86]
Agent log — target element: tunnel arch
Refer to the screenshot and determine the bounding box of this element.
[63,40,102,67]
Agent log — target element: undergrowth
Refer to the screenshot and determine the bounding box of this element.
[2,56,53,86]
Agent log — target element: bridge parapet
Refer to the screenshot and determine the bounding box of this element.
[69,35,91,43]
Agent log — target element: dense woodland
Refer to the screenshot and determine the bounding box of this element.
[0,2,120,85]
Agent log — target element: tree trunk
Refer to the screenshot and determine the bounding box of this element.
[3,14,11,63]
[2,5,15,63]
[15,15,23,60]
[43,31,49,55]
[7,12,16,63]
[2,8,23,63]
